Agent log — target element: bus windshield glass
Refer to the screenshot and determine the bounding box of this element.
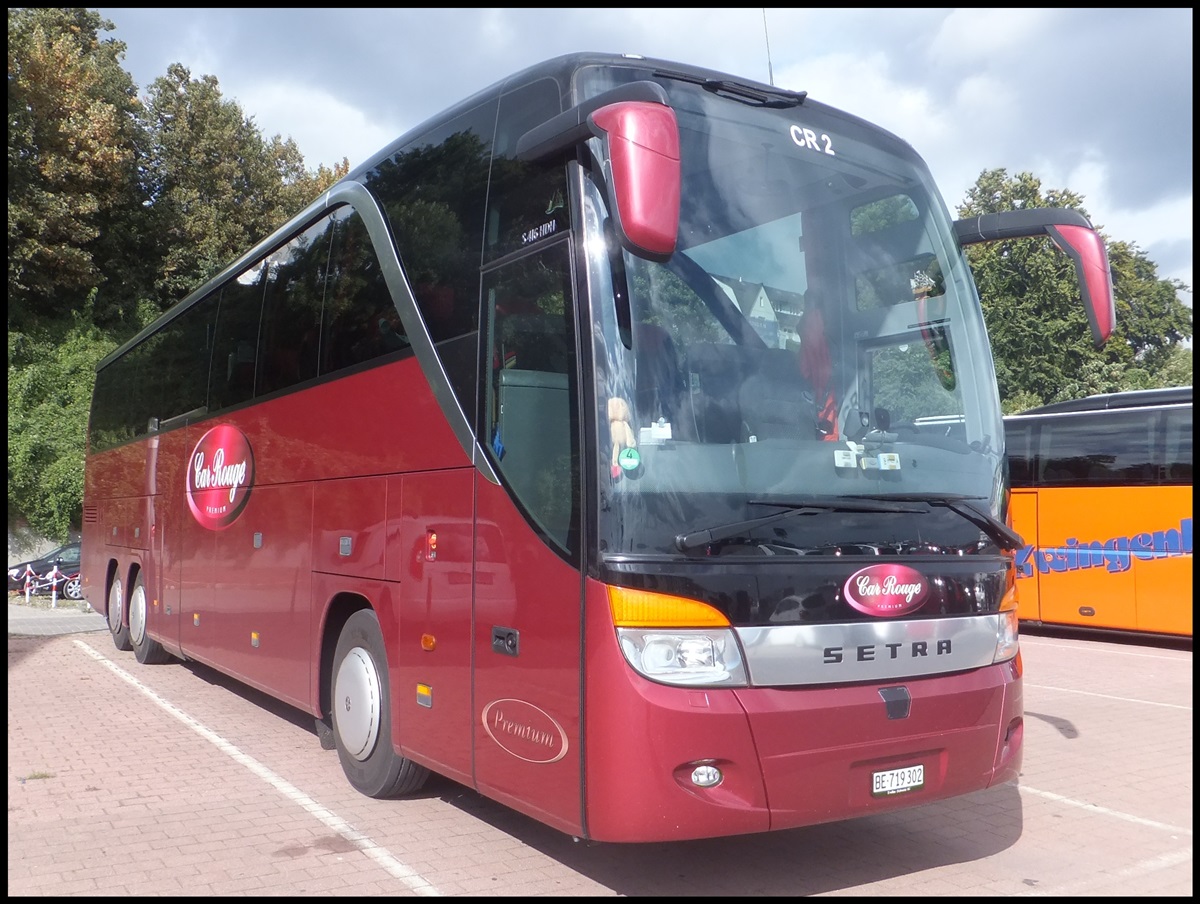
[582,72,1003,557]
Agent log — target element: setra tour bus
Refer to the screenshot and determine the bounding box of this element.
[81,52,1116,843]
[1005,387,1192,638]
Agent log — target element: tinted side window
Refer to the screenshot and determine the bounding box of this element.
[209,263,266,413]
[90,354,137,452]
[365,101,496,411]
[89,294,218,453]
[486,77,570,263]
[1163,406,1193,483]
[258,217,333,395]
[158,294,217,423]
[321,207,406,376]
[1005,419,1034,486]
[1039,409,1155,486]
[369,105,492,342]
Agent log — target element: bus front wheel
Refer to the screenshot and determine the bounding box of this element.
[331,609,429,798]
[107,576,131,652]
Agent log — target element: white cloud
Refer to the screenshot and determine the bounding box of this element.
[95,6,1192,313]
[234,82,396,171]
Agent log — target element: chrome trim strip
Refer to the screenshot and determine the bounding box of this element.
[737,615,1003,686]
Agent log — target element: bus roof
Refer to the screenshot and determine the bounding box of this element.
[1010,386,1192,416]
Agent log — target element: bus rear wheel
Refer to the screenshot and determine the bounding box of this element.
[129,575,171,664]
[107,576,131,652]
[331,609,429,798]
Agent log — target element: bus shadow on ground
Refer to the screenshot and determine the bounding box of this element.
[436,779,1024,896]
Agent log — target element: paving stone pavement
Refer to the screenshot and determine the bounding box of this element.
[8,598,1192,896]
[8,598,107,637]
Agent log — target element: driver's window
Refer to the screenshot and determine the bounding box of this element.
[483,241,578,552]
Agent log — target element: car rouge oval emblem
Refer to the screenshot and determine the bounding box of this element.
[844,564,929,617]
[186,424,255,530]
[481,699,569,764]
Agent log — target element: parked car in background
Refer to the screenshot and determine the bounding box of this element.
[8,541,82,595]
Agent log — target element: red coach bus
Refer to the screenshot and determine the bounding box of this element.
[81,52,1115,843]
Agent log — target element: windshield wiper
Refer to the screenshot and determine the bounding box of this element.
[659,71,807,108]
[675,497,925,552]
[851,493,1024,551]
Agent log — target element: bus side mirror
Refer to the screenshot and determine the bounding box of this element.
[954,208,1115,349]
[586,101,680,260]
[517,81,681,261]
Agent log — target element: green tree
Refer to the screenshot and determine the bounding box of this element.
[958,169,1192,411]
[1157,344,1194,387]
[8,14,344,539]
[142,63,341,309]
[8,7,150,332]
[8,307,117,541]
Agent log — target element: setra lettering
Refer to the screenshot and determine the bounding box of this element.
[824,639,952,664]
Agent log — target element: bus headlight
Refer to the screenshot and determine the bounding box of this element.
[617,628,748,686]
[993,583,1020,663]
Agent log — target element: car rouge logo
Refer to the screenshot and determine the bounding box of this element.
[186,425,255,530]
[844,564,929,617]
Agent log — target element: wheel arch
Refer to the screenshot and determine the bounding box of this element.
[103,557,122,618]
[317,592,373,721]
[104,556,153,624]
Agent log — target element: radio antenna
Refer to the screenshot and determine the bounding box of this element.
[762,9,775,86]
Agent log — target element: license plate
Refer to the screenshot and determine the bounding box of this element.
[872,764,924,797]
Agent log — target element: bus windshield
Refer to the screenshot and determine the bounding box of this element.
[584,75,1002,558]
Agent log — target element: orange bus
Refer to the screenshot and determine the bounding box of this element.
[82,52,1115,842]
[1005,387,1192,637]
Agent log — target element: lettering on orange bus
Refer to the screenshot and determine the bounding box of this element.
[1015,517,1192,578]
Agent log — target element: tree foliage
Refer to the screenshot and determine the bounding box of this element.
[7,8,341,541]
[8,7,149,332]
[8,306,117,540]
[143,63,347,308]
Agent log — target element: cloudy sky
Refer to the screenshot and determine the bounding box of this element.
[96,7,1192,307]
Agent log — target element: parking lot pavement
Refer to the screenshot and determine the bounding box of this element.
[7,598,107,637]
[7,622,1192,896]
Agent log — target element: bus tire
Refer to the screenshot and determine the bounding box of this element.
[331,609,429,798]
[129,574,171,665]
[107,576,131,652]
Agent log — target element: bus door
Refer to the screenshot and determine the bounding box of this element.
[393,468,475,788]
[470,241,586,837]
